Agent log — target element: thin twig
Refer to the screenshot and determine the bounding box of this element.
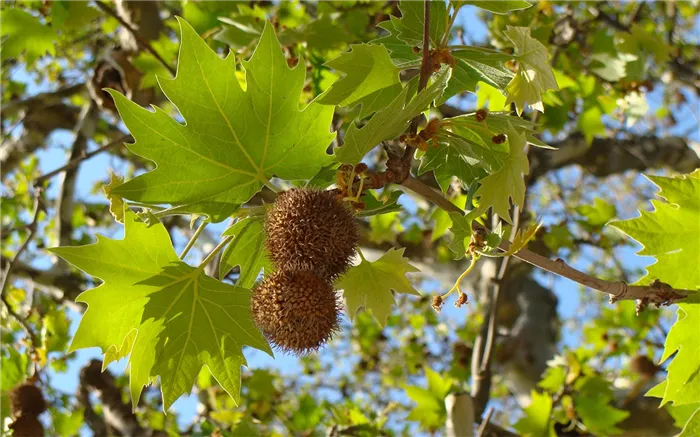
[0,190,44,353]
[400,0,433,170]
[475,407,494,437]
[400,176,692,304]
[94,0,176,77]
[180,221,208,260]
[1,83,86,117]
[33,134,131,186]
[480,208,519,374]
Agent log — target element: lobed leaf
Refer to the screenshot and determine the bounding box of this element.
[110,19,335,222]
[338,248,420,326]
[50,210,271,410]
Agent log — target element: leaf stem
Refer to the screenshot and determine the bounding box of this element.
[33,134,131,186]
[197,236,234,272]
[441,3,461,47]
[180,221,208,260]
[93,1,176,77]
[356,248,367,262]
[442,254,477,299]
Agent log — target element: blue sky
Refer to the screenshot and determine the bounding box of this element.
[6,3,698,434]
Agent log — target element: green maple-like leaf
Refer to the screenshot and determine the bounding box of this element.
[502,26,559,115]
[319,44,401,114]
[418,142,486,193]
[572,375,629,435]
[0,9,57,64]
[441,49,514,103]
[335,68,450,165]
[513,390,556,437]
[51,1,101,32]
[449,111,552,149]
[373,20,421,69]
[403,367,452,429]
[389,0,447,49]
[356,190,403,218]
[609,170,700,410]
[473,123,529,224]
[645,295,700,407]
[609,170,700,289]
[679,408,700,437]
[110,19,334,222]
[50,211,271,410]
[338,248,420,326]
[219,216,272,287]
[447,212,473,260]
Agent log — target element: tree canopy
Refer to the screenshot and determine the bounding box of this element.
[1,1,699,436]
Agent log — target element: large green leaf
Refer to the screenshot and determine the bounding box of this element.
[390,0,447,48]
[50,211,271,410]
[679,408,700,437]
[448,111,550,150]
[609,170,700,289]
[219,216,272,287]
[418,139,487,193]
[373,20,421,69]
[513,390,556,437]
[646,295,700,407]
[573,375,630,435]
[502,26,559,115]
[610,170,700,422]
[0,8,57,64]
[319,44,401,112]
[110,19,334,222]
[335,69,450,165]
[473,123,529,224]
[441,48,514,102]
[447,212,473,260]
[403,367,452,429]
[338,248,420,326]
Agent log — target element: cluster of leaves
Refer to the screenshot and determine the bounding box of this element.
[611,171,700,435]
[45,0,562,412]
[2,0,699,435]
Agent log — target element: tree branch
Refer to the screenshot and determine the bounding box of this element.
[33,133,131,186]
[55,103,98,248]
[0,190,44,354]
[1,83,86,118]
[399,176,691,306]
[530,133,700,181]
[94,1,175,76]
[79,359,147,437]
[1,104,81,172]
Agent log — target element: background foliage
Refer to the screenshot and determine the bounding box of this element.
[1,1,699,436]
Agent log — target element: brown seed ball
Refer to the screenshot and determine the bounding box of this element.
[251,270,340,355]
[265,188,359,279]
[9,415,44,437]
[10,383,47,416]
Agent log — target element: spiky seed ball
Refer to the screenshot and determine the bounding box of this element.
[10,383,47,416]
[9,415,44,437]
[251,269,340,355]
[265,188,359,279]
